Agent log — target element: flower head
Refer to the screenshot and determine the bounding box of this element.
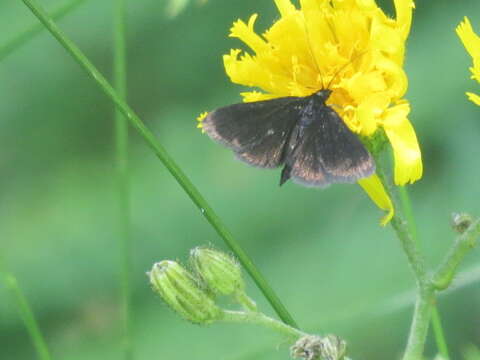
[205,0,423,224]
[457,17,480,106]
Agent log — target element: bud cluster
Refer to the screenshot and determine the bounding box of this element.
[149,247,349,360]
[148,247,253,325]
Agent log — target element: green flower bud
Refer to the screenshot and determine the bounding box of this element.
[148,260,222,324]
[190,247,245,296]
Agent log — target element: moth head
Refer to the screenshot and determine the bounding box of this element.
[315,89,332,103]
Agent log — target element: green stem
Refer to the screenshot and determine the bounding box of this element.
[430,307,449,358]
[0,0,88,61]
[432,218,480,290]
[20,0,298,328]
[398,186,418,247]
[373,156,431,360]
[402,287,435,360]
[389,199,432,360]
[235,291,258,312]
[390,215,427,285]
[113,0,133,359]
[1,273,53,360]
[221,310,306,339]
[398,186,450,359]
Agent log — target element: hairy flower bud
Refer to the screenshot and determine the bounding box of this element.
[320,335,347,360]
[149,260,222,324]
[291,335,347,360]
[190,247,245,296]
[451,212,473,234]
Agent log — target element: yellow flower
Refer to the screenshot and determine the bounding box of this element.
[214,0,423,225]
[457,17,480,106]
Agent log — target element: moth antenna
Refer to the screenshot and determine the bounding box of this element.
[325,49,368,90]
[300,5,369,93]
[300,11,325,90]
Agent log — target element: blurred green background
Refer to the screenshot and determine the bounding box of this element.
[1,0,479,359]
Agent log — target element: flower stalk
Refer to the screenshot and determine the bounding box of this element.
[402,287,435,360]
[391,215,428,286]
[20,0,297,329]
[432,218,480,291]
[220,310,306,339]
[390,205,433,360]
[148,251,339,359]
[383,173,480,360]
[396,184,450,358]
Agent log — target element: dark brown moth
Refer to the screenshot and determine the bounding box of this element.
[202,88,375,187]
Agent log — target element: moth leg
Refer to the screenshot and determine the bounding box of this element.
[280,164,292,186]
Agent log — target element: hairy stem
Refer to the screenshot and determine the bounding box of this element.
[390,213,432,360]
[235,292,258,312]
[402,286,435,360]
[430,306,449,358]
[20,0,298,328]
[398,187,418,246]
[432,218,480,290]
[221,310,306,339]
[391,215,427,286]
[398,186,450,358]
[373,150,433,360]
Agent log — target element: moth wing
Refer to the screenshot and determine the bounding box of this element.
[288,106,375,187]
[202,97,301,168]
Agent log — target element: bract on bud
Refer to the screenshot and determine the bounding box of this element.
[451,212,473,234]
[291,335,347,360]
[320,335,347,360]
[148,260,222,324]
[190,247,245,296]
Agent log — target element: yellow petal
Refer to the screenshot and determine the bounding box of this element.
[394,0,415,40]
[223,50,258,87]
[343,71,386,102]
[382,104,423,185]
[229,14,268,54]
[354,92,390,135]
[299,0,320,13]
[223,50,274,91]
[466,92,480,106]
[471,64,480,83]
[375,57,408,97]
[371,18,403,55]
[196,111,208,132]
[273,0,296,16]
[240,91,279,102]
[358,174,394,226]
[456,17,480,61]
[456,18,480,103]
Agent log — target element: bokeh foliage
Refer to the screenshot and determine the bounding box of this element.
[0,0,479,359]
